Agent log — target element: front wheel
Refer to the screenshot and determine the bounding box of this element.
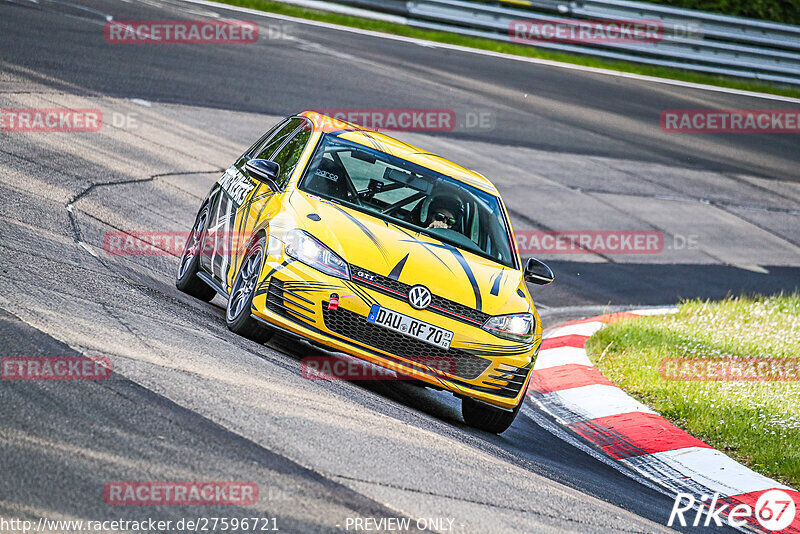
[461,397,521,434]
[226,236,273,343]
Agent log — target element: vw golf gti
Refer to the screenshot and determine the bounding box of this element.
[176,111,554,433]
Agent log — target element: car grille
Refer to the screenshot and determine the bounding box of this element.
[266,279,316,323]
[321,305,492,380]
[350,265,491,326]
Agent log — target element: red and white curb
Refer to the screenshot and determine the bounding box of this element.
[528,308,799,533]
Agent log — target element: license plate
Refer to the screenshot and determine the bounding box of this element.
[367,305,453,350]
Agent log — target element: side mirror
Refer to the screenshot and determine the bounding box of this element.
[524,258,554,285]
[245,159,280,191]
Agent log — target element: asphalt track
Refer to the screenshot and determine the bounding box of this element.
[0,0,798,532]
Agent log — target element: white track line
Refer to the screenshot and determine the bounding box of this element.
[545,321,606,339]
[535,346,593,369]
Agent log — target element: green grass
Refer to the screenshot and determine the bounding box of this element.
[218,0,800,99]
[586,295,800,488]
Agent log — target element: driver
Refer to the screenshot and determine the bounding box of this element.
[424,195,464,230]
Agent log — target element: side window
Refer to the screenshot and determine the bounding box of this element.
[271,122,313,189]
[244,120,285,159]
[254,118,303,160]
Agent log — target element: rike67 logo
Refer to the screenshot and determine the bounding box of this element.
[669,489,797,531]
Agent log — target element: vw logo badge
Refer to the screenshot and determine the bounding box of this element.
[408,285,432,310]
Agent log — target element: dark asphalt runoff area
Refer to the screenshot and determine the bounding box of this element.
[0,0,797,532]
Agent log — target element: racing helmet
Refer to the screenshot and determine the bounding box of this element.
[423,193,464,228]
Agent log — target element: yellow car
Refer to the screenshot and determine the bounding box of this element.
[176,111,554,433]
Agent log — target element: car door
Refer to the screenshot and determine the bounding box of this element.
[202,117,316,290]
[226,118,316,285]
[200,118,302,287]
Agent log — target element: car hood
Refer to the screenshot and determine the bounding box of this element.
[287,191,531,316]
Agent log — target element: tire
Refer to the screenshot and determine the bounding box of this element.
[226,236,273,343]
[176,204,216,302]
[461,396,521,434]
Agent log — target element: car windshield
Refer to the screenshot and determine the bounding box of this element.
[299,136,516,268]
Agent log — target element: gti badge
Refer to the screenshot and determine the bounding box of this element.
[408,285,432,310]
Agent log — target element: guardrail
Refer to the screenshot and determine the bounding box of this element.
[315,0,800,85]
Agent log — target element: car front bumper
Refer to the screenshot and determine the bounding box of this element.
[250,253,540,410]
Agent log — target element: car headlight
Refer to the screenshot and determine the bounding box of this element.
[482,313,534,343]
[284,229,349,279]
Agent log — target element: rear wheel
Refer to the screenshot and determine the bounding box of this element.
[461,397,521,434]
[226,236,273,343]
[176,205,216,302]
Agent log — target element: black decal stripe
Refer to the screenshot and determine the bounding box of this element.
[254,259,293,298]
[282,281,339,288]
[398,239,453,273]
[328,203,389,261]
[235,182,257,239]
[225,206,237,278]
[232,184,260,275]
[467,348,531,357]
[359,131,392,154]
[356,283,381,307]
[447,246,482,311]
[394,225,454,273]
[462,341,530,350]
[252,187,276,226]
[282,282,339,293]
[279,305,316,324]
[388,254,409,281]
[266,258,294,280]
[210,194,228,276]
[490,269,504,297]
[346,281,379,307]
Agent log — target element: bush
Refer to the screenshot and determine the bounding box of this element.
[636,0,800,26]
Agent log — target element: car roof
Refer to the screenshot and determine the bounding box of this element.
[299,111,499,195]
